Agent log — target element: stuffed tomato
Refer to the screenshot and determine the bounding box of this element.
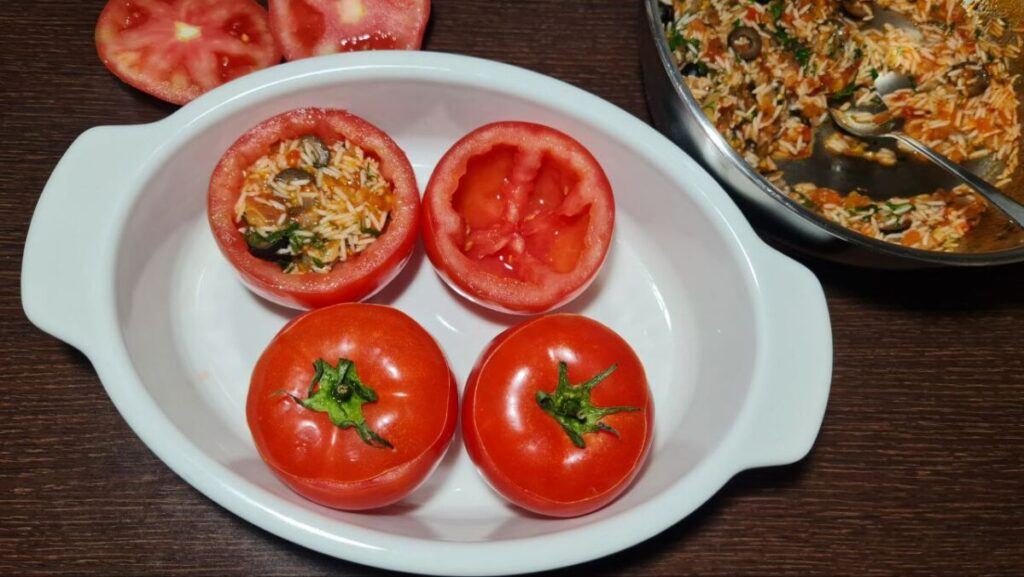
[208,107,419,309]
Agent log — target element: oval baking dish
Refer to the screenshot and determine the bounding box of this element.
[22,52,831,575]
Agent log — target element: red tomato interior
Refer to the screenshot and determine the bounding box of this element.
[96,0,279,104]
[270,0,429,61]
[451,147,591,279]
[281,0,327,54]
[423,121,614,314]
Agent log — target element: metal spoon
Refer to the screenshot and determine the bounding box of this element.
[829,71,1024,226]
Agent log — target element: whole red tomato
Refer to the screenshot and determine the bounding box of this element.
[247,304,457,510]
[208,107,420,310]
[462,314,653,517]
[422,122,615,314]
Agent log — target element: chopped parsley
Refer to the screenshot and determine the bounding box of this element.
[769,0,784,23]
[667,27,700,53]
[831,83,858,101]
[288,231,305,253]
[773,27,812,68]
[245,221,299,251]
[869,67,879,80]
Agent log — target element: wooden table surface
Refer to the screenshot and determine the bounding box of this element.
[2,1,1022,575]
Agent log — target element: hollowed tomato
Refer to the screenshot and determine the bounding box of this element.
[269,0,430,61]
[95,0,280,105]
[422,122,615,314]
[247,303,458,510]
[463,314,653,517]
[207,107,420,310]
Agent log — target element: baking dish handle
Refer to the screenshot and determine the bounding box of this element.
[732,249,833,470]
[22,124,164,354]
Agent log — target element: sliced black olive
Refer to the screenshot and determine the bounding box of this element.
[728,26,762,61]
[966,71,989,97]
[841,0,873,20]
[657,0,673,23]
[825,18,850,54]
[951,63,990,97]
[300,135,331,167]
[286,195,316,217]
[245,222,298,262]
[827,18,850,41]
[680,61,710,77]
[952,193,980,208]
[275,167,315,185]
[877,216,911,233]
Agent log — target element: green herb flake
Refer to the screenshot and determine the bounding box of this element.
[831,83,858,101]
[244,221,299,251]
[667,27,699,53]
[773,27,812,68]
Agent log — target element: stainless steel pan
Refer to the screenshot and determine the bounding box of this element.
[641,0,1024,267]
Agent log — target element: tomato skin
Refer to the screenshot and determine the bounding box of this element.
[269,0,431,61]
[423,122,615,315]
[463,315,653,518]
[207,108,419,310]
[247,304,458,510]
[95,0,281,105]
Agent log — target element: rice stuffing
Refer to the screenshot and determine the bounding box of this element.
[235,135,393,274]
[664,0,1021,251]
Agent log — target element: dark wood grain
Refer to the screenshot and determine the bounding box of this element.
[2,1,1022,575]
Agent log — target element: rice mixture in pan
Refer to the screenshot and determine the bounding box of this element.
[664,0,1021,250]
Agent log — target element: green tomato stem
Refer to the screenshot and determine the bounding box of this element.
[535,361,639,449]
[287,358,393,449]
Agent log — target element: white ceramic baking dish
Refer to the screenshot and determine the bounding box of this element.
[21,51,831,576]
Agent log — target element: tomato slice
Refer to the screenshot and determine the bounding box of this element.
[463,314,653,517]
[248,304,458,510]
[207,108,420,310]
[422,122,615,314]
[95,0,280,105]
[269,0,430,60]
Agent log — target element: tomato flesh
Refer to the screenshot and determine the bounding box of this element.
[463,314,653,517]
[452,149,589,279]
[248,304,458,510]
[95,0,280,105]
[423,122,615,314]
[207,108,420,310]
[269,0,430,61]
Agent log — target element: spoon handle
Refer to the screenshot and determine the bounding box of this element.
[888,132,1024,226]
